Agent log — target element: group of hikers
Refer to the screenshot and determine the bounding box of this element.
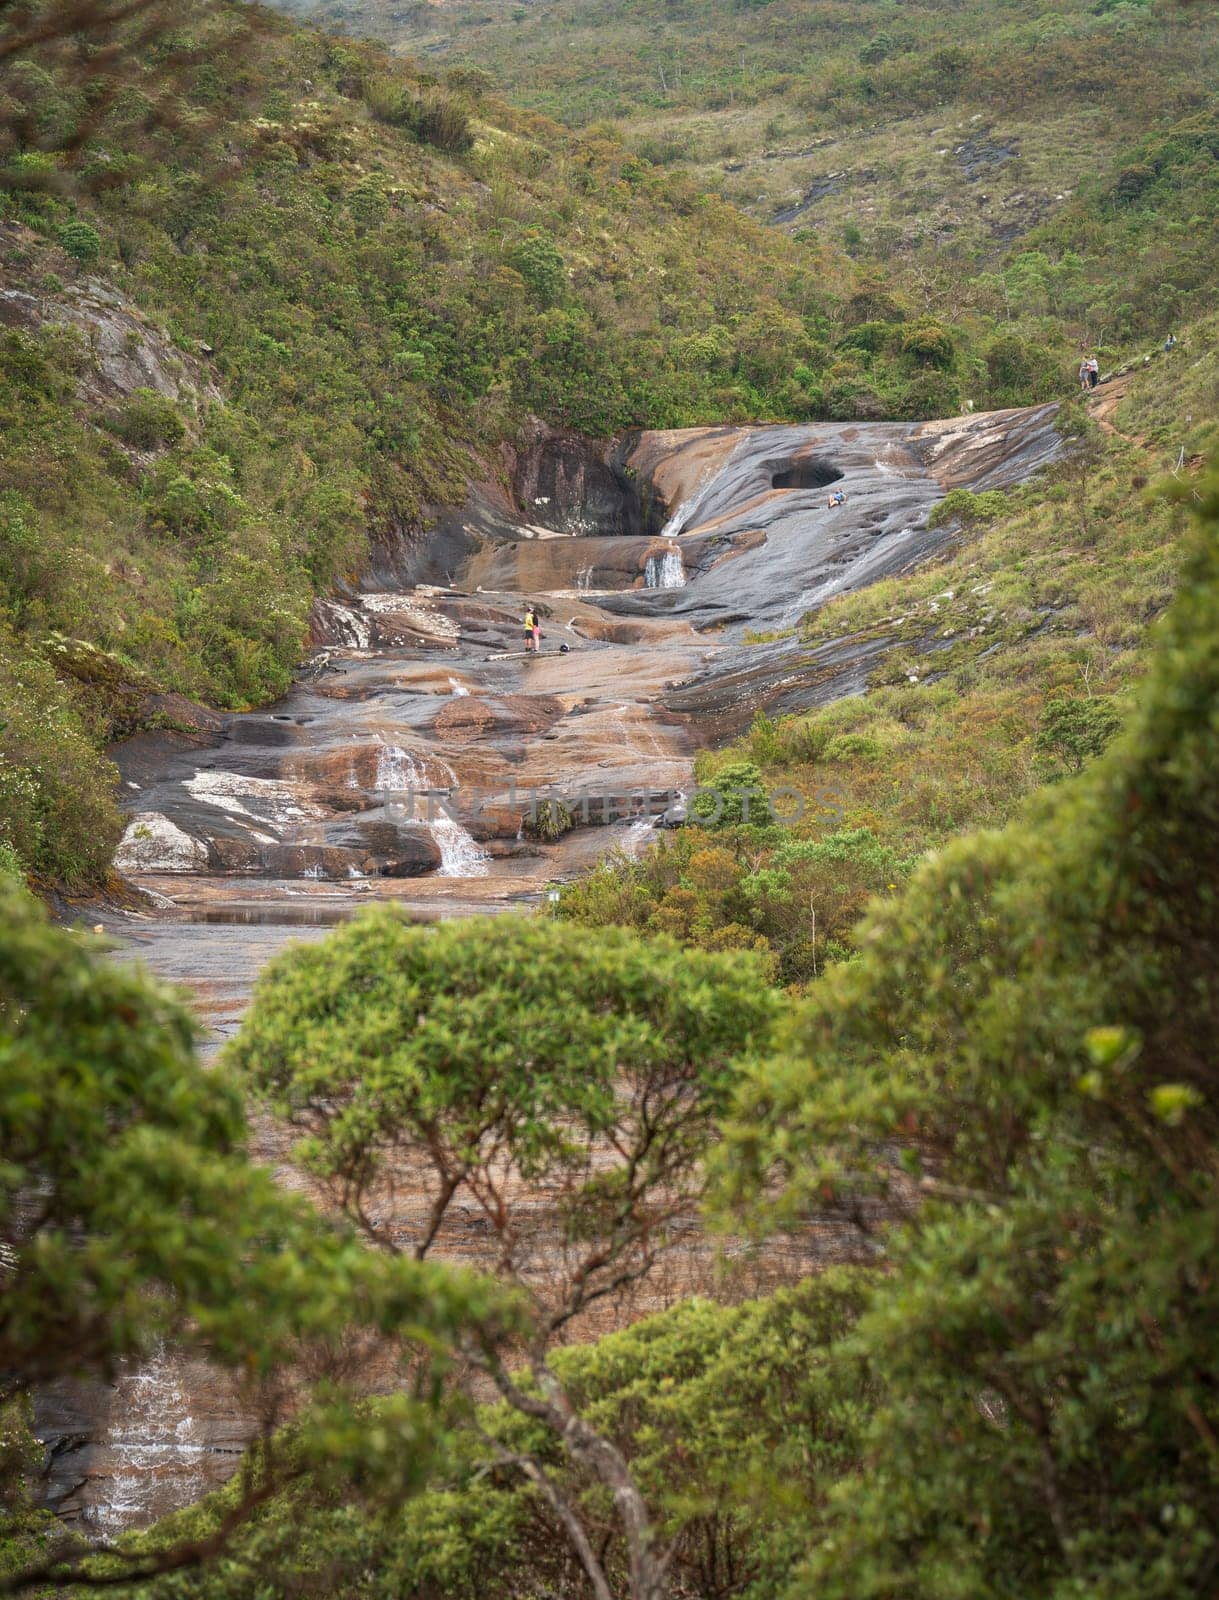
[523,605,541,652]
[1079,334,1178,392]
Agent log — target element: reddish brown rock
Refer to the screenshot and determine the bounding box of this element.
[433,694,563,741]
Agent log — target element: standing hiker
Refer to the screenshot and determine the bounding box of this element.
[1079,359,1091,392]
[1087,356,1100,389]
[523,605,536,653]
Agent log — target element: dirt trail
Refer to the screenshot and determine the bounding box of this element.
[1088,374,1143,445]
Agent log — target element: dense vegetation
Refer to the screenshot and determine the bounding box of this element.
[284,0,1219,296]
[0,878,503,1590]
[0,0,899,887]
[4,456,1210,1600]
[284,0,1219,403]
[2,0,1219,1594]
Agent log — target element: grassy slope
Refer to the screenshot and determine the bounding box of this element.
[282,0,1217,261]
[0,5,886,887]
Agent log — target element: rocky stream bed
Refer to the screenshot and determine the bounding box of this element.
[35,403,1063,1532]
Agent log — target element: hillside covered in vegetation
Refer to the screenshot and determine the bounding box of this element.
[285,0,1219,344]
[0,0,879,886]
[3,0,1219,1595]
[2,2,1215,890]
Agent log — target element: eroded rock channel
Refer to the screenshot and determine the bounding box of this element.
[39,403,1063,1530]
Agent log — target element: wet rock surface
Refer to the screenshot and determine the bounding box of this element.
[50,401,1064,1533]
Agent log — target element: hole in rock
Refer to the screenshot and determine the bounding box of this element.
[770,458,844,490]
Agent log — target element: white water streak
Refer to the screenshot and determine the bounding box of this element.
[85,1347,207,1536]
[373,741,488,877]
[644,547,685,589]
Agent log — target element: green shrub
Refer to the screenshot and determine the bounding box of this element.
[523,796,573,840]
[1114,161,1156,204]
[927,486,1013,530]
[107,388,186,450]
[362,73,412,125]
[0,630,122,886]
[1034,693,1125,774]
[365,75,474,151]
[690,759,772,828]
[55,219,102,264]
[900,320,955,370]
[984,333,1064,405]
[507,228,567,305]
[410,86,475,152]
[822,731,884,762]
[717,469,1219,1599]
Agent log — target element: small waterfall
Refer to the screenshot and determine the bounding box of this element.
[448,677,470,697]
[315,600,371,650]
[374,741,489,878]
[659,496,693,540]
[374,740,419,795]
[86,1347,208,1536]
[429,810,491,877]
[576,564,594,592]
[644,546,685,590]
[621,817,658,854]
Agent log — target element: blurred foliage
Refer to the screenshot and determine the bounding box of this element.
[708,462,1219,1598]
[0,877,507,1591]
[124,466,1219,1596]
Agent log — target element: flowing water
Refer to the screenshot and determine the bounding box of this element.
[373,741,491,877]
[644,546,686,589]
[49,404,1064,1532]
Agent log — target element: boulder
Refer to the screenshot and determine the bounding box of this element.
[433,694,563,741]
[205,837,263,873]
[114,812,207,872]
[260,844,366,879]
[325,818,444,876]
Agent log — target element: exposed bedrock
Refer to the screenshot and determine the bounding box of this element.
[512,425,663,538]
[62,398,1067,1537]
[358,424,665,594]
[463,532,691,593]
[108,403,1065,889]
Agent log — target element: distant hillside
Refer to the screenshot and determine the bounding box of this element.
[281,0,1219,338]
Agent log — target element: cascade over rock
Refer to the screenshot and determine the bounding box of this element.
[52,400,1063,1534]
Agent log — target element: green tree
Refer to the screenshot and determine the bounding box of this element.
[717,467,1219,1598]
[55,218,101,263]
[228,913,779,1600]
[1034,692,1124,774]
[131,1277,872,1600]
[689,760,771,829]
[0,881,492,1592]
[506,228,567,306]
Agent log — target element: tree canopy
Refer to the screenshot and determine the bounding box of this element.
[0,882,502,1591]
[228,913,779,1600]
[712,466,1219,1597]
